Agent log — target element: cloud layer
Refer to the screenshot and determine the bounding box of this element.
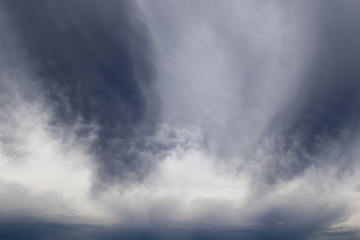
[0,0,360,239]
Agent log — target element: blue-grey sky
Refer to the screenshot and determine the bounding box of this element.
[0,1,360,239]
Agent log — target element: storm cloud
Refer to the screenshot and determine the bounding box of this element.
[0,0,360,239]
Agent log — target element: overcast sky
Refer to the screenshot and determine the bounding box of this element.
[0,1,360,239]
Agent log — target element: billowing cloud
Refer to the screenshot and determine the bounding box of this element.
[0,0,360,239]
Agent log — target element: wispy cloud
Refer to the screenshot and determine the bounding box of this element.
[0,0,360,239]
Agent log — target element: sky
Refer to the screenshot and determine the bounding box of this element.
[0,1,360,239]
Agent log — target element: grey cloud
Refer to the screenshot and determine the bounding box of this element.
[265,0,360,183]
[0,218,358,240]
[134,0,360,235]
[1,1,360,239]
[1,0,161,185]
[0,180,70,217]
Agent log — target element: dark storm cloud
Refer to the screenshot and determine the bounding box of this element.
[264,0,360,183]
[249,202,348,240]
[1,1,360,239]
[0,218,358,240]
[1,0,160,184]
